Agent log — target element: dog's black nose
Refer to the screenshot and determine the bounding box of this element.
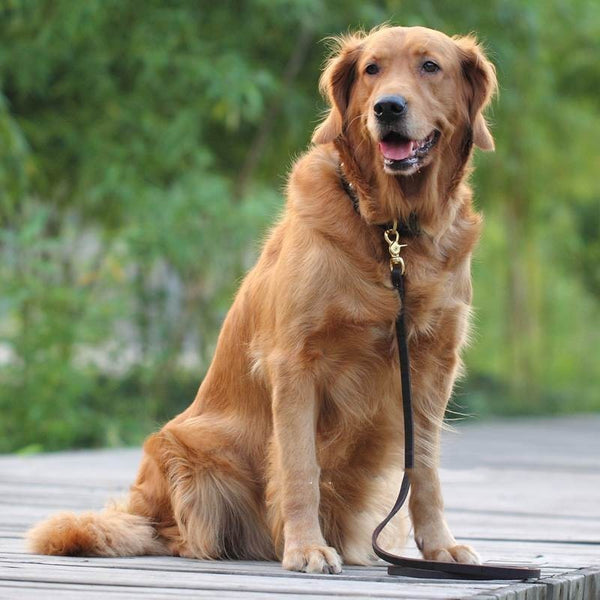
[374,95,407,123]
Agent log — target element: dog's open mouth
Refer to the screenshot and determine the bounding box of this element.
[378,130,440,171]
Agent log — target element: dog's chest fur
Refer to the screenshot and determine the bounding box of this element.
[233,145,481,474]
[260,150,480,461]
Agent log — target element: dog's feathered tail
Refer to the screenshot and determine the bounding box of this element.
[27,500,166,557]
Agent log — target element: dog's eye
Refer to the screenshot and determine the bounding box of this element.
[365,63,379,75]
[422,60,440,73]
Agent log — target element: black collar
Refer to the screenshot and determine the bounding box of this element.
[338,164,421,238]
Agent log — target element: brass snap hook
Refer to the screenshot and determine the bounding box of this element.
[384,220,407,274]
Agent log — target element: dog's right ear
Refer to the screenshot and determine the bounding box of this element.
[312,34,364,145]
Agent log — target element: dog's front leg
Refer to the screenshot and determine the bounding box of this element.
[408,367,480,565]
[409,456,479,564]
[270,365,342,574]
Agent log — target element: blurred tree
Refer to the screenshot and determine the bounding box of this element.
[0,0,598,451]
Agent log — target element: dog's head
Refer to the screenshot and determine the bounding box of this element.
[313,26,497,177]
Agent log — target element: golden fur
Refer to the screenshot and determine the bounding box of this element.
[28,25,497,573]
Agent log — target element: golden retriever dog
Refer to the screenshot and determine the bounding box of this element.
[28,25,497,574]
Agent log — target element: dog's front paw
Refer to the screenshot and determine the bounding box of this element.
[424,544,480,564]
[283,544,343,574]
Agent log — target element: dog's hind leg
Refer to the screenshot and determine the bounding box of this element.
[145,416,274,560]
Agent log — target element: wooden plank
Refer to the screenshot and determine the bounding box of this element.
[440,415,600,473]
[0,554,503,588]
[0,579,376,599]
[5,535,597,579]
[0,549,585,581]
[444,512,600,544]
[3,536,600,571]
[4,504,599,550]
[2,550,596,598]
[441,468,600,519]
[3,559,597,600]
[0,561,499,598]
[5,470,600,518]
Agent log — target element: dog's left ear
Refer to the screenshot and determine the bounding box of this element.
[454,36,498,151]
[312,34,364,145]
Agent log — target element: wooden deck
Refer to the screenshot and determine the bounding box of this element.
[1,415,599,599]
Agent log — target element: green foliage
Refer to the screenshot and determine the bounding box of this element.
[0,0,598,451]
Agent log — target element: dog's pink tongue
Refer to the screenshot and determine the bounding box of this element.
[379,139,413,161]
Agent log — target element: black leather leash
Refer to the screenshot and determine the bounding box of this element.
[339,167,541,581]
